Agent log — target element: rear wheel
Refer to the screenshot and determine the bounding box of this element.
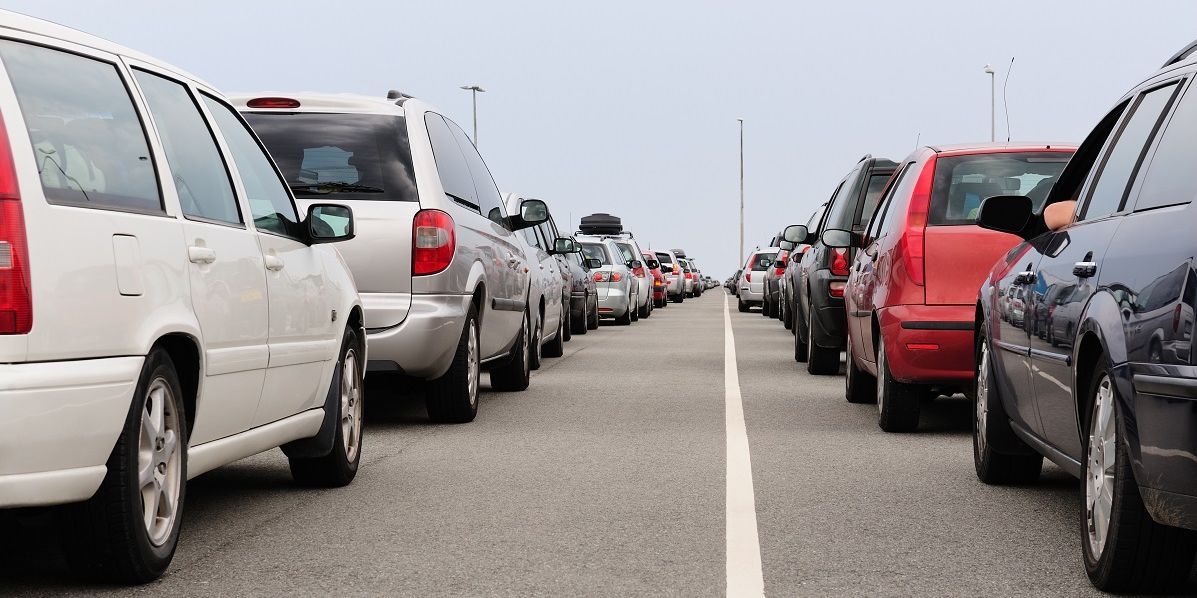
[806,314,840,375]
[291,326,365,485]
[845,332,875,403]
[544,303,566,358]
[973,330,1042,484]
[588,300,600,329]
[630,295,639,322]
[1081,365,1197,592]
[426,305,481,422]
[615,298,633,325]
[639,296,651,319]
[529,310,543,370]
[738,297,750,313]
[561,298,572,343]
[876,339,922,432]
[794,306,809,362]
[490,309,532,391]
[573,298,589,335]
[62,349,186,583]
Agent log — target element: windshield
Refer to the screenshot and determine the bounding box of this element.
[929,151,1072,225]
[242,112,419,201]
[581,243,611,264]
[749,253,773,271]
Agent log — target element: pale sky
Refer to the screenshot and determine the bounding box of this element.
[7,0,1195,276]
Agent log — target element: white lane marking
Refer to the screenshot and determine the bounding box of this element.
[724,293,765,597]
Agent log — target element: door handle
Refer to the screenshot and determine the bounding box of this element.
[1073,261,1097,278]
[188,246,216,264]
[1015,271,1037,285]
[264,255,285,271]
[508,256,521,269]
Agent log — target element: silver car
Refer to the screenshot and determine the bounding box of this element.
[612,238,654,319]
[656,250,686,303]
[737,248,778,312]
[506,193,568,368]
[239,91,550,423]
[578,237,639,324]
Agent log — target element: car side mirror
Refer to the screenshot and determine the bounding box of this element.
[821,228,859,249]
[306,204,355,243]
[552,237,579,254]
[629,259,644,269]
[783,224,809,244]
[645,260,660,269]
[585,257,603,269]
[977,195,1034,239]
[509,198,549,231]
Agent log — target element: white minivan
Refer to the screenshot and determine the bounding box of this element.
[0,12,364,582]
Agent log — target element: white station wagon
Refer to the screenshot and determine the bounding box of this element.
[0,11,365,582]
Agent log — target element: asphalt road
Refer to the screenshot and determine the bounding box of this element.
[0,291,1119,596]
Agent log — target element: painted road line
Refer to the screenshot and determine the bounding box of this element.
[724,293,765,597]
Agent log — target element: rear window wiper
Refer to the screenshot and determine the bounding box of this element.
[289,182,384,194]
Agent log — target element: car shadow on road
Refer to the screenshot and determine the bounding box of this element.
[915,394,973,435]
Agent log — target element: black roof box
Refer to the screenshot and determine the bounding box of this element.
[579,213,623,235]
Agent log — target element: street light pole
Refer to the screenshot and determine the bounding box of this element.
[983,65,995,142]
[738,118,744,269]
[459,85,486,145]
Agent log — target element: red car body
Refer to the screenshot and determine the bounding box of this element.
[844,143,1076,399]
[644,252,668,304]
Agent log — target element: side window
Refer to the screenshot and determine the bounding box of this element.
[521,223,541,248]
[133,70,239,225]
[1081,82,1180,221]
[0,41,161,213]
[424,113,477,209]
[1133,81,1197,211]
[201,95,300,237]
[858,172,893,227]
[445,118,506,226]
[866,163,911,241]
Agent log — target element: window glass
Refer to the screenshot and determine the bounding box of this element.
[0,41,160,212]
[521,223,541,248]
[929,152,1071,225]
[819,178,851,230]
[424,113,477,208]
[867,163,911,240]
[202,95,300,237]
[446,118,506,226]
[1083,83,1179,220]
[242,112,418,202]
[656,252,674,265]
[858,173,894,227]
[581,242,610,264]
[134,70,239,224]
[750,253,773,271]
[806,202,828,232]
[1134,83,1197,211]
[615,242,637,263]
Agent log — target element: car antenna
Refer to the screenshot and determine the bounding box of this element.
[913,131,920,151]
[1003,57,1014,141]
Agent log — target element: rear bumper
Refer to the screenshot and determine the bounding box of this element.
[1125,365,1197,529]
[809,270,847,348]
[739,284,763,302]
[598,286,630,316]
[0,356,144,508]
[570,291,588,319]
[878,304,975,384]
[366,293,470,379]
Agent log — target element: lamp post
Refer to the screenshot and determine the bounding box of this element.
[983,65,995,142]
[738,118,744,269]
[459,85,486,145]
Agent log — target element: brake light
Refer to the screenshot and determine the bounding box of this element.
[745,272,752,283]
[906,343,940,351]
[672,264,680,275]
[611,272,622,282]
[633,266,646,278]
[685,272,693,280]
[830,248,850,276]
[246,97,301,109]
[829,281,846,298]
[0,113,29,335]
[412,209,456,275]
[900,156,936,287]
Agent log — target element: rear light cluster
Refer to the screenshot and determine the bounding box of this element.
[828,281,846,298]
[672,264,680,275]
[685,272,693,280]
[830,248,850,276]
[0,114,29,335]
[900,157,937,287]
[594,271,621,282]
[745,272,752,283]
[633,266,646,278]
[774,251,789,276]
[246,97,301,109]
[413,209,456,276]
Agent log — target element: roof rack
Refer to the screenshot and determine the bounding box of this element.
[1163,39,1197,68]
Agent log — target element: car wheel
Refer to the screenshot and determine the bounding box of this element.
[291,326,365,484]
[639,297,650,319]
[972,328,1042,484]
[544,304,566,358]
[490,309,532,391]
[876,339,921,432]
[737,297,750,313]
[529,310,543,370]
[630,295,639,322]
[845,332,875,403]
[807,313,840,375]
[561,299,572,343]
[782,292,793,330]
[1081,365,1197,592]
[574,299,589,335]
[61,348,186,583]
[794,305,809,362]
[426,305,482,422]
[615,299,633,325]
[588,300,600,329]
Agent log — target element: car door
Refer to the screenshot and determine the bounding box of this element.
[987,240,1044,435]
[127,65,270,444]
[537,221,565,327]
[853,161,913,364]
[1028,80,1182,458]
[201,94,341,427]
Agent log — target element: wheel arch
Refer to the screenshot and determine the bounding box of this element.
[151,332,202,439]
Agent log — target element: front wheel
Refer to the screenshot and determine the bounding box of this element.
[62,348,187,583]
[491,309,532,391]
[972,330,1041,484]
[544,303,566,358]
[737,298,749,313]
[291,326,365,485]
[876,339,922,432]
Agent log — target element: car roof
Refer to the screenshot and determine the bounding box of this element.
[923,141,1077,154]
[229,91,442,117]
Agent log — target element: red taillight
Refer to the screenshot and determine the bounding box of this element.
[830,248,850,276]
[900,157,936,287]
[672,264,680,275]
[745,272,752,283]
[611,272,622,282]
[0,113,29,335]
[633,266,646,278]
[247,97,301,109]
[828,281,846,298]
[906,343,940,351]
[594,272,606,282]
[685,272,693,280]
[412,209,456,275]
[774,264,786,276]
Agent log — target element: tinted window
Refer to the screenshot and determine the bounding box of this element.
[0,41,160,213]
[806,202,828,232]
[581,242,610,264]
[425,113,477,207]
[1083,83,1179,220]
[521,221,542,248]
[929,152,1071,225]
[134,70,239,224]
[819,178,851,229]
[446,118,506,226]
[202,96,300,237]
[859,173,894,227]
[1133,83,1197,211]
[656,252,674,265]
[242,112,418,202]
[871,162,916,239]
[615,242,637,262]
[750,254,773,271]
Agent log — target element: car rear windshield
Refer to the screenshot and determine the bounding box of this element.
[749,253,774,271]
[929,151,1071,225]
[581,243,610,264]
[656,252,674,264]
[615,243,637,262]
[242,112,418,201]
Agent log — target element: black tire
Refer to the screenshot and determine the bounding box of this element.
[794,306,809,362]
[573,298,589,335]
[845,332,875,403]
[61,348,187,583]
[806,313,840,375]
[588,301,600,329]
[876,339,922,432]
[638,297,651,319]
[973,325,1042,484]
[426,304,482,422]
[1079,362,1197,592]
[630,296,639,322]
[615,299,633,325]
[491,309,532,391]
[544,303,566,358]
[291,326,365,485]
[528,308,543,370]
[782,293,793,330]
[561,298,572,343]
[672,291,684,304]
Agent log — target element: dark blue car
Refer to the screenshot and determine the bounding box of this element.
[973,41,1197,593]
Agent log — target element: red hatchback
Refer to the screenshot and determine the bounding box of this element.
[643,252,668,307]
[827,143,1076,432]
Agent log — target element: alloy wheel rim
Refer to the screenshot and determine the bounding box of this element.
[845,333,853,394]
[522,317,531,375]
[975,342,990,456]
[341,348,363,461]
[467,320,479,407]
[1085,374,1117,557]
[139,377,181,547]
[876,344,886,414]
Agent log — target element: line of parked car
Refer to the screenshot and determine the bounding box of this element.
[0,11,724,584]
[732,40,1197,593]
